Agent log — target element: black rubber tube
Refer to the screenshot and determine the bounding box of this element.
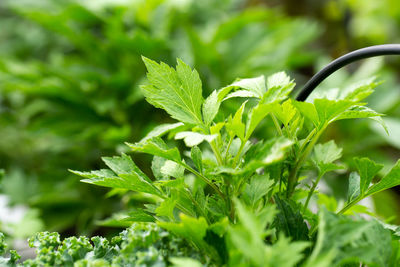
[296,44,400,101]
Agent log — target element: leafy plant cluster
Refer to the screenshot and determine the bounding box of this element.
[0,0,319,236]
[3,58,399,266]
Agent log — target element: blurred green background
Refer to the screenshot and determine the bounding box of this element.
[0,0,399,241]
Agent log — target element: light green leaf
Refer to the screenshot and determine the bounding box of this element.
[312,141,342,164]
[223,76,266,100]
[225,101,246,140]
[155,198,176,218]
[313,98,354,125]
[191,146,203,173]
[245,102,273,140]
[243,174,274,208]
[202,86,233,125]
[353,157,383,195]
[293,101,319,127]
[126,137,181,162]
[339,78,378,102]
[263,72,295,104]
[367,159,400,196]
[270,99,296,126]
[347,172,361,203]
[170,258,203,267]
[141,57,203,125]
[102,154,151,182]
[158,214,208,249]
[175,132,217,147]
[140,122,184,142]
[160,160,185,178]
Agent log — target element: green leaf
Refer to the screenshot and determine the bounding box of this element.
[339,78,378,102]
[202,86,233,126]
[141,57,203,125]
[140,122,184,142]
[158,214,208,249]
[126,137,181,162]
[191,146,203,173]
[241,137,294,173]
[313,98,354,126]
[312,140,343,175]
[245,102,273,140]
[262,72,295,104]
[160,160,185,178]
[224,75,266,100]
[353,157,384,195]
[225,101,246,140]
[270,99,296,126]
[293,101,319,127]
[170,257,203,267]
[273,196,309,242]
[155,198,176,218]
[347,172,361,203]
[243,174,274,208]
[367,159,400,196]
[175,132,217,147]
[102,154,151,182]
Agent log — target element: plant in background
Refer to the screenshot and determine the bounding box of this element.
[0,58,394,266]
[0,0,319,237]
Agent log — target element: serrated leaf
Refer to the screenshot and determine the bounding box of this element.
[270,99,296,126]
[313,98,354,125]
[141,57,203,125]
[102,154,151,182]
[155,198,176,218]
[312,141,342,175]
[223,76,266,100]
[140,122,184,142]
[191,146,203,173]
[202,86,233,126]
[126,137,181,162]
[366,159,400,196]
[263,72,295,104]
[339,78,378,102]
[175,131,217,147]
[160,160,185,178]
[353,157,383,195]
[243,174,274,208]
[273,196,309,242]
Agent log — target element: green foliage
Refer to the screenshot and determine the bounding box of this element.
[65,59,400,266]
[0,0,319,236]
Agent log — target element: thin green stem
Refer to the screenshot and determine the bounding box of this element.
[181,163,225,201]
[210,141,224,165]
[271,114,283,136]
[303,172,323,213]
[337,195,363,215]
[287,126,325,198]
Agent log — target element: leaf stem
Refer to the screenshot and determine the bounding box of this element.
[303,172,323,212]
[181,163,225,200]
[185,187,210,224]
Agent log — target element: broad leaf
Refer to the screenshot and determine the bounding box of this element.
[224,75,266,100]
[126,137,181,163]
[242,174,274,208]
[141,57,203,125]
[245,102,273,140]
[140,122,184,142]
[225,101,246,140]
[191,146,203,173]
[347,172,361,203]
[263,72,295,104]
[175,132,217,147]
[202,86,233,126]
[160,160,185,178]
[353,157,383,195]
[367,159,400,196]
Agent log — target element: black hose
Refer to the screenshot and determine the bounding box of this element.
[296,44,400,101]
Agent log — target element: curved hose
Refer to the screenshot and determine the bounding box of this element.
[296,44,400,101]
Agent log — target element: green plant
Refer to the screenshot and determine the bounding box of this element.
[3,58,400,266]
[0,0,319,237]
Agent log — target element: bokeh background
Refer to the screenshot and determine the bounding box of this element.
[1,0,399,245]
